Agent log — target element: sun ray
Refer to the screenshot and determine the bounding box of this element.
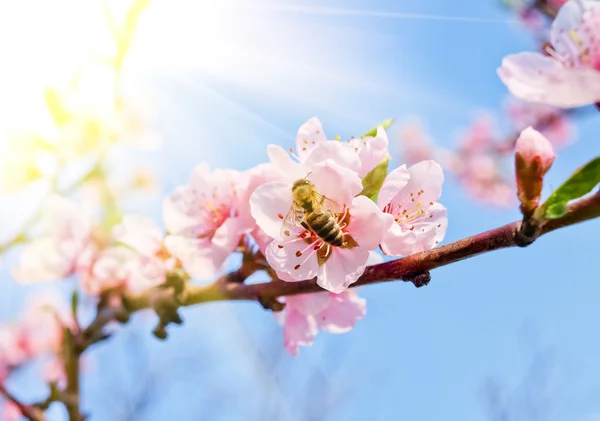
[245,4,521,24]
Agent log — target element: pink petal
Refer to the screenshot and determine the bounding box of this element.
[318,247,370,293]
[164,235,226,280]
[317,291,366,333]
[112,215,163,256]
[162,186,198,235]
[380,223,418,256]
[13,238,73,283]
[237,163,282,229]
[250,227,273,255]
[286,292,331,316]
[295,117,327,162]
[250,181,293,241]
[349,195,394,250]
[377,164,410,209]
[406,160,444,205]
[349,126,390,177]
[550,0,590,58]
[283,309,318,356]
[267,144,305,181]
[366,251,384,266]
[211,217,248,254]
[498,52,600,107]
[303,141,361,173]
[266,238,320,281]
[307,160,363,207]
[42,195,91,242]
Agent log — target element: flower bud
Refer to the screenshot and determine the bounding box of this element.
[514,127,555,215]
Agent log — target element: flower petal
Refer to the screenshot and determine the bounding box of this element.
[163,186,197,235]
[267,144,305,181]
[307,160,363,207]
[380,223,418,256]
[551,0,590,58]
[377,164,410,209]
[295,117,327,162]
[113,215,163,256]
[287,292,331,316]
[349,195,394,250]
[266,238,320,281]
[350,126,390,177]
[250,181,293,241]
[283,309,317,356]
[498,52,600,107]
[317,291,366,333]
[317,247,370,293]
[211,217,248,254]
[164,235,225,280]
[12,238,72,283]
[303,141,361,173]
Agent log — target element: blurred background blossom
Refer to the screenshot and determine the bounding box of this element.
[0,0,599,420]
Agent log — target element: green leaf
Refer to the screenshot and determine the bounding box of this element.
[542,156,600,219]
[359,158,389,201]
[361,118,395,138]
[71,291,79,320]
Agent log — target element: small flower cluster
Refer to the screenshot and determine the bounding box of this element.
[0,297,71,419]
[10,118,448,355]
[395,97,571,207]
[499,0,600,108]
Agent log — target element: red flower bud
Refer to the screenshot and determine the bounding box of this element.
[514,127,555,215]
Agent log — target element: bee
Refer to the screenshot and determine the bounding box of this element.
[281,177,345,249]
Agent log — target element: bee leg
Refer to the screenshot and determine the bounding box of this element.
[301,222,310,230]
[323,244,332,259]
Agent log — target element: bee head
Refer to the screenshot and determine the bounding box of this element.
[292,178,315,210]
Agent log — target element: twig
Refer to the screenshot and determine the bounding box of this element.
[0,383,46,421]
[112,190,600,313]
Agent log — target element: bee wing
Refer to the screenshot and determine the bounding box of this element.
[280,203,304,238]
[314,192,342,215]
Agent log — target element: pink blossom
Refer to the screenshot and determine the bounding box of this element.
[83,216,173,295]
[396,118,434,165]
[278,290,366,356]
[13,196,93,283]
[0,326,29,370]
[269,117,389,180]
[505,97,573,147]
[163,165,253,280]
[515,127,556,212]
[378,161,448,256]
[498,0,600,107]
[250,160,393,293]
[1,401,21,421]
[458,113,495,153]
[0,298,70,383]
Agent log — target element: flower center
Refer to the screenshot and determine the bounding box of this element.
[196,201,233,239]
[382,189,442,236]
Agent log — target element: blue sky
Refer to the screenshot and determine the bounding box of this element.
[2,0,600,420]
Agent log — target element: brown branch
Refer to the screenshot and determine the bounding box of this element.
[73,190,600,359]
[0,383,46,421]
[118,190,600,311]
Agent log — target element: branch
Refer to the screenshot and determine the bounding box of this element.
[104,190,598,316]
[0,383,46,421]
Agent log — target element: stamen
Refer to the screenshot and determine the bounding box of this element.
[294,264,301,270]
[277,245,284,249]
[277,213,284,219]
[295,251,302,257]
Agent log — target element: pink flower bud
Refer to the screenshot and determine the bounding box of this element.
[514,127,556,214]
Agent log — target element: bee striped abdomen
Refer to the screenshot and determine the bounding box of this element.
[306,212,343,246]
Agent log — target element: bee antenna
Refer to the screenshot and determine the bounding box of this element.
[304,172,312,179]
